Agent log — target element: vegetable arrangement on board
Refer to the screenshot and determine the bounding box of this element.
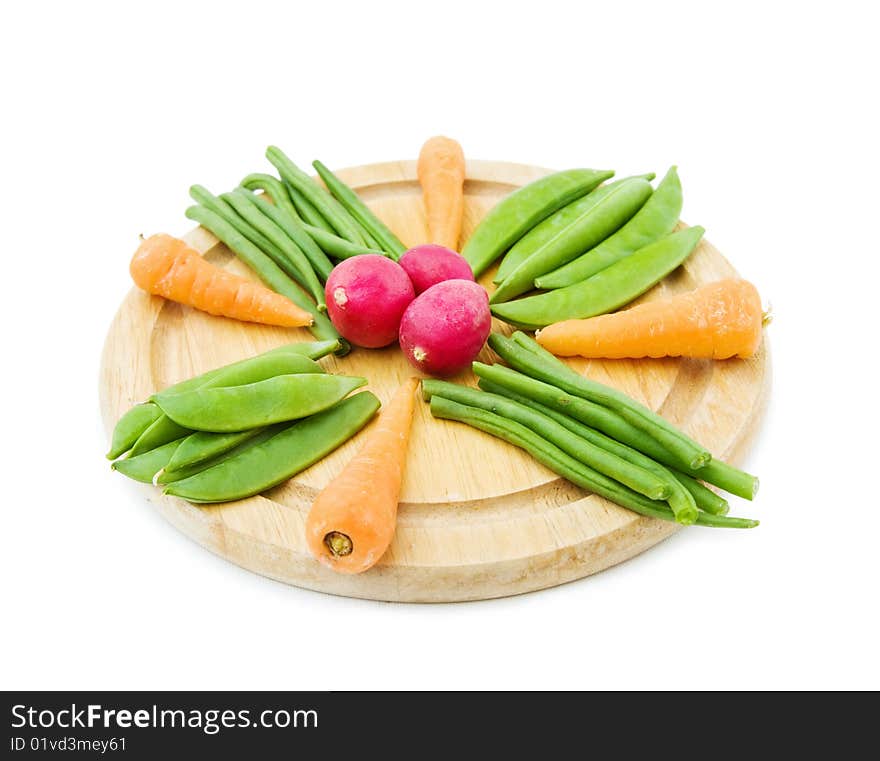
[110,134,770,580]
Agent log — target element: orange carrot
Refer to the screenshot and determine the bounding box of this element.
[536,278,766,360]
[306,377,419,574]
[130,234,313,328]
[417,136,465,250]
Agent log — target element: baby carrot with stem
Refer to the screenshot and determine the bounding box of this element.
[184,205,347,353]
[130,234,313,328]
[306,378,419,574]
[536,278,766,360]
[417,136,466,251]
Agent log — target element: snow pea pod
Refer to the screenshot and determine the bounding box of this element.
[236,188,334,281]
[109,342,337,459]
[132,352,323,456]
[490,177,654,304]
[536,166,683,289]
[494,174,655,284]
[156,427,282,484]
[462,169,614,278]
[266,146,366,245]
[240,173,302,222]
[165,392,381,503]
[184,205,347,352]
[163,428,265,475]
[162,341,336,397]
[106,403,163,460]
[156,373,367,432]
[221,190,326,307]
[112,439,184,484]
[128,415,190,457]
[492,226,704,329]
[312,160,405,258]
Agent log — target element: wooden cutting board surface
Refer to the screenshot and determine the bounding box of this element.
[99,160,770,602]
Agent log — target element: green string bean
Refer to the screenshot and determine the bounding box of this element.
[493,332,711,470]
[421,379,673,504]
[184,205,348,353]
[235,188,334,281]
[312,160,406,259]
[220,190,326,308]
[429,396,757,529]
[240,173,303,222]
[266,146,365,245]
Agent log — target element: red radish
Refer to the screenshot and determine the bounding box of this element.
[399,279,491,376]
[398,244,474,294]
[325,255,415,348]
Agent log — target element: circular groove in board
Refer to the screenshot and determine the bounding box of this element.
[99,159,770,602]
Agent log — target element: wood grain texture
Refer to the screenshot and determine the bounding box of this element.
[99,160,770,602]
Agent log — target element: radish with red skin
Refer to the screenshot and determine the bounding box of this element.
[325,255,415,348]
[398,244,474,294]
[399,279,492,376]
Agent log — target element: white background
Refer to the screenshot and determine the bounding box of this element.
[2,0,878,690]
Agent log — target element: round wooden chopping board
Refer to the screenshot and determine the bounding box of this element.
[99,159,770,602]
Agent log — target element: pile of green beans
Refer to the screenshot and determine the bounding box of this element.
[185,146,407,352]
[477,165,699,329]
[107,342,380,503]
[422,331,759,529]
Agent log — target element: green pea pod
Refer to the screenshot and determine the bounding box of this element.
[106,402,163,460]
[313,160,406,258]
[266,146,366,245]
[536,166,683,289]
[108,342,338,459]
[302,224,388,260]
[162,341,337,397]
[129,415,190,457]
[184,204,348,354]
[154,352,322,407]
[490,177,654,304]
[462,168,614,278]
[240,173,303,222]
[165,392,381,503]
[494,174,655,284]
[156,428,280,484]
[112,439,184,484]
[163,428,266,475]
[491,226,704,329]
[132,352,323,456]
[156,374,367,432]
